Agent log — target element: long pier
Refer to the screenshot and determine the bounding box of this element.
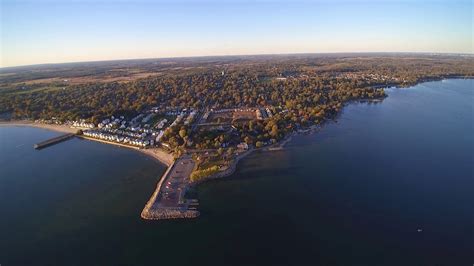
[33,133,75,149]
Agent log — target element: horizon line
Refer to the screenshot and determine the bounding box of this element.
[2,51,473,70]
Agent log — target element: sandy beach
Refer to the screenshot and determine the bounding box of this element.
[139,148,174,166]
[79,135,173,166]
[0,120,78,134]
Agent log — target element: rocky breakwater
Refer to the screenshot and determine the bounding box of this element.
[142,207,200,220]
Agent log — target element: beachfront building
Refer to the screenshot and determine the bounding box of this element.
[72,120,95,129]
[156,119,168,129]
[155,130,165,142]
[83,130,152,148]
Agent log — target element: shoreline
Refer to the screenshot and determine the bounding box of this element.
[0,120,78,134]
[190,148,255,186]
[0,120,174,167]
[3,78,470,220]
[191,129,299,186]
[139,148,174,167]
[75,134,174,167]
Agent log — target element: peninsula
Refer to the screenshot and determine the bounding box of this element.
[1,54,473,219]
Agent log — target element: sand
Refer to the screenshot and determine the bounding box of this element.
[0,121,78,134]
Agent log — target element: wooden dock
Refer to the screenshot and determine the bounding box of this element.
[34,133,75,149]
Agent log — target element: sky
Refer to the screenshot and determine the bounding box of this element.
[0,0,472,67]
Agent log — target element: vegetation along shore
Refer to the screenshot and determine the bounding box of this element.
[1,54,473,219]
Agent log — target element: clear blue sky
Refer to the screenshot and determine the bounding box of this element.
[1,0,472,67]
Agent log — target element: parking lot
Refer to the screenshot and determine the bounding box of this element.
[156,156,195,208]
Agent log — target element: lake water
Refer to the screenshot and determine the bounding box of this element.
[0,79,472,265]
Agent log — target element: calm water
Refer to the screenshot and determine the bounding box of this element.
[1,79,472,266]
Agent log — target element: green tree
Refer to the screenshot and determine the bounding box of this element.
[226,147,234,159]
[270,124,279,138]
[244,136,252,145]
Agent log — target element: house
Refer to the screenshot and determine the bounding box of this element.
[266,108,273,118]
[156,119,167,129]
[156,130,165,142]
[237,142,249,150]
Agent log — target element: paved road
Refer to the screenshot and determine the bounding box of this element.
[188,109,205,137]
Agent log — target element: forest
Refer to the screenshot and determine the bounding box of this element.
[1,54,473,124]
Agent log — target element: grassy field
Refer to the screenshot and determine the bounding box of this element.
[198,157,227,170]
[0,85,66,95]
